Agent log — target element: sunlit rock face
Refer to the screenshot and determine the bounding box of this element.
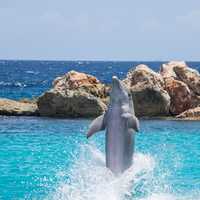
[124,64,164,89]
[123,64,170,117]
[164,78,191,115]
[37,70,107,117]
[160,61,187,79]
[0,98,38,116]
[173,65,200,96]
[159,61,200,115]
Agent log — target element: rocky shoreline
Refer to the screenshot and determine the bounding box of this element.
[0,98,38,116]
[1,61,200,120]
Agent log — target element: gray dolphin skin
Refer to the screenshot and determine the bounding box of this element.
[87,76,139,175]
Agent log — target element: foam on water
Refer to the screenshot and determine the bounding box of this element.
[25,70,40,75]
[46,144,200,200]
[0,81,26,87]
[45,145,159,200]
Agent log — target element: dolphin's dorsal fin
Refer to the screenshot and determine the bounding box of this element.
[127,115,139,132]
[87,114,106,138]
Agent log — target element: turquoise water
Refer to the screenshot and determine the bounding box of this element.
[0,116,199,200]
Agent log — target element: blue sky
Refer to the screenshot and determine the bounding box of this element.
[0,0,200,60]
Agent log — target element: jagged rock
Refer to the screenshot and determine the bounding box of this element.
[176,107,200,120]
[124,65,170,116]
[37,71,107,117]
[164,78,191,115]
[53,70,107,99]
[160,61,200,113]
[0,98,38,116]
[160,61,187,79]
[174,65,200,96]
[124,64,164,88]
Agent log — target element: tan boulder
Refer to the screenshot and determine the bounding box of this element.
[174,65,200,96]
[37,71,107,117]
[64,70,99,89]
[164,78,191,115]
[0,98,38,116]
[53,70,107,99]
[160,61,187,79]
[124,64,164,88]
[124,64,170,116]
[131,83,170,117]
[160,61,200,114]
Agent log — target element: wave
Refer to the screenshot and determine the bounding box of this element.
[25,70,39,75]
[0,80,48,88]
[0,81,27,87]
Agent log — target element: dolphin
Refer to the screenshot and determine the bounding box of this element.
[87,76,139,175]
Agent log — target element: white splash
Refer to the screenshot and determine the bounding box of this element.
[46,144,199,200]
[49,144,156,200]
[46,144,200,200]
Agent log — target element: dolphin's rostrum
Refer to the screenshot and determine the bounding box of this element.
[87,76,139,175]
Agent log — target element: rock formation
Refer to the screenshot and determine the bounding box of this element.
[164,78,191,115]
[160,61,187,79]
[174,65,200,96]
[0,98,38,116]
[124,64,170,116]
[37,71,107,117]
[159,61,200,115]
[1,61,200,119]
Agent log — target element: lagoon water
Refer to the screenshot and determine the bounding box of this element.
[0,60,200,199]
[0,117,199,200]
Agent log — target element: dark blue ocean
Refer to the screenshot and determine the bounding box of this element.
[1,60,200,100]
[0,60,200,200]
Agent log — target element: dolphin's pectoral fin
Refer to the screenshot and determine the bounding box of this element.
[87,114,106,138]
[127,115,140,132]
